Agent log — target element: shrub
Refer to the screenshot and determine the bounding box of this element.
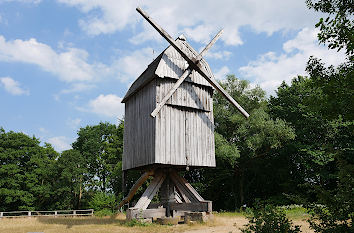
[89,191,117,212]
[241,205,301,233]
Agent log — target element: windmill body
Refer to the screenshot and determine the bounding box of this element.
[122,36,215,171]
[118,7,249,221]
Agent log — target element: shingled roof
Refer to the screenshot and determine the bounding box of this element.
[121,35,214,103]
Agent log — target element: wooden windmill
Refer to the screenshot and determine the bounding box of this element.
[119,7,250,221]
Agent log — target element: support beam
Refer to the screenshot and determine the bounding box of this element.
[117,170,154,209]
[134,172,166,210]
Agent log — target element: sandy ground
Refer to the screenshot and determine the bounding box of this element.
[0,214,313,233]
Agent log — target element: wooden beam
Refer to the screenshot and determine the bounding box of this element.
[150,29,223,118]
[127,208,166,220]
[137,7,249,118]
[117,170,154,209]
[170,170,204,202]
[169,202,209,212]
[134,172,166,210]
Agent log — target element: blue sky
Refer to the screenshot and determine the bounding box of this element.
[0,0,345,152]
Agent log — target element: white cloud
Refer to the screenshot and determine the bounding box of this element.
[0,36,107,83]
[0,35,153,91]
[57,0,322,46]
[66,118,82,129]
[239,28,346,95]
[85,94,124,118]
[0,76,29,95]
[112,47,153,83]
[48,136,72,152]
[0,0,41,3]
[204,50,231,60]
[214,66,230,80]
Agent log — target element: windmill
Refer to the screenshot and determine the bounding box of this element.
[118,7,249,221]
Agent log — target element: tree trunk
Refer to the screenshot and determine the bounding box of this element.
[239,170,245,207]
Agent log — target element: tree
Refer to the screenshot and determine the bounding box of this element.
[306,0,354,57]
[53,149,87,209]
[0,128,57,211]
[72,121,124,195]
[194,75,295,210]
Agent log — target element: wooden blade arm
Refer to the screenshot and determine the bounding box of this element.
[137,7,249,118]
[151,68,192,117]
[150,30,224,118]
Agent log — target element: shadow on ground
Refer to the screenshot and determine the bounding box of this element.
[37,215,127,228]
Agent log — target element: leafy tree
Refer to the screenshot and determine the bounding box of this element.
[0,128,57,211]
[72,121,124,195]
[306,0,354,57]
[194,75,295,210]
[52,149,88,209]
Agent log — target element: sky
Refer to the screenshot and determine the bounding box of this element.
[0,0,346,152]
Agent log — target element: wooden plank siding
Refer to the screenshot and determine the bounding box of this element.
[123,36,216,171]
[123,80,156,170]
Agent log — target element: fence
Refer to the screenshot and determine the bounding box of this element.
[0,209,94,218]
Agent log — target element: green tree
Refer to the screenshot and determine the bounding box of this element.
[0,128,58,211]
[53,149,87,209]
[195,75,295,210]
[306,0,354,57]
[72,121,124,195]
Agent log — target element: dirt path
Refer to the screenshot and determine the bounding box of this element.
[181,216,248,233]
[181,215,313,233]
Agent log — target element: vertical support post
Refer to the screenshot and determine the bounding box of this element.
[160,172,175,217]
[28,211,31,217]
[0,212,3,218]
[73,210,76,216]
[55,211,57,217]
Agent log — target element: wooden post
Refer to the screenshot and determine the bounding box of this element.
[28,211,31,217]
[0,212,3,218]
[160,174,175,217]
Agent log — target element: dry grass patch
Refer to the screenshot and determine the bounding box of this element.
[0,212,314,233]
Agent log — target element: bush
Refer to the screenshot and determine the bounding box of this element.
[89,191,117,212]
[241,205,301,233]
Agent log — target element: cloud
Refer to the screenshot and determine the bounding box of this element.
[0,36,107,83]
[57,0,321,46]
[239,28,346,95]
[0,0,41,3]
[85,94,124,118]
[214,66,230,80]
[48,136,72,152]
[204,50,231,60]
[66,118,81,129]
[0,76,29,95]
[0,35,153,91]
[112,47,153,83]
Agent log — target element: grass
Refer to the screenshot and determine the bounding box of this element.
[0,209,313,233]
[282,205,310,220]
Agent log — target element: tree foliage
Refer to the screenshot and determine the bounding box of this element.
[306,0,354,57]
[241,205,301,233]
[0,128,57,211]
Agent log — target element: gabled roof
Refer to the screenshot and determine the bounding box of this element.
[122,35,214,103]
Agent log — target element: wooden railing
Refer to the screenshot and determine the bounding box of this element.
[0,209,94,218]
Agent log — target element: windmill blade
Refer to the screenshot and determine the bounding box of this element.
[137,7,250,118]
[151,30,224,118]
